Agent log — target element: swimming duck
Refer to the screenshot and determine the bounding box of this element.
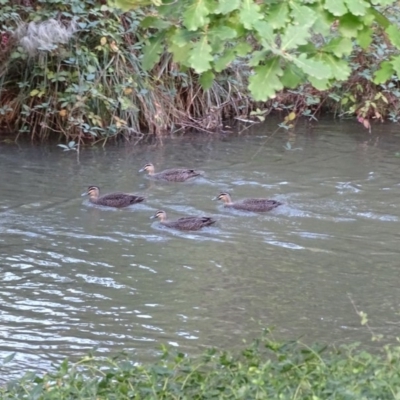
[82,186,145,208]
[151,210,216,231]
[213,192,282,212]
[139,163,204,182]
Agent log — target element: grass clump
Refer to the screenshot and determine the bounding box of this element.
[2,334,400,399]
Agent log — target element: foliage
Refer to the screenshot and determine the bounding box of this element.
[2,333,400,399]
[111,0,399,100]
[109,0,400,129]
[0,0,249,142]
[2,0,400,141]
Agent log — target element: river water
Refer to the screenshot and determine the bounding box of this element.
[1,118,400,379]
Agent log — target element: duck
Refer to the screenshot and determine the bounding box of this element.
[150,210,216,231]
[139,163,204,182]
[213,192,282,212]
[82,186,145,208]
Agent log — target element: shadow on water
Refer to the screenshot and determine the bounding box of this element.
[1,118,400,379]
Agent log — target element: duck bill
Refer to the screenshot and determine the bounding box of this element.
[212,196,218,201]
[150,215,157,219]
[81,191,88,197]
[139,168,145,172]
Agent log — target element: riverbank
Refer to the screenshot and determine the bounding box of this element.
[1,1,400,143]
[1,333,399,399]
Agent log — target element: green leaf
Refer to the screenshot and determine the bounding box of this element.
[281,24,311,51]
[357,26,372,49]
[253,20,275,49]
[373,61,394,84]
[281,63,304,88]
[239,0,262,29]
[142,34,164,70]
[391,55,400,78]
[188,37,213,73]
[324,0,347,16]
[214,49,236,72]
[140,16,171,29]
[249,50,268,67]
[345,0,368,16]
[248,57,284,101]
[168,28,194,47]
[338,14,363,37]
[320,54,351,81]
[290,4,317,28]
[293,54,332,79]
[199,70,215,90]
[265,3,289,29]
[322,37,353,57]
[209,26,237,40]
[386,25,400,50]
[183,0,211,31]
[370,0,395,4]
[235,42,252,56]
[109,0,151,11]
[215,0,240,14]
[169,42,192,65]
[308,76,331,90]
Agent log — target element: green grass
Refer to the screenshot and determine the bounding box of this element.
[2,333,400,399]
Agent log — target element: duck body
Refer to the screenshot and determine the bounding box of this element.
[214,193,282,212]
[151,210,216,231]
[82,186,145,208]
[139,163,204,182]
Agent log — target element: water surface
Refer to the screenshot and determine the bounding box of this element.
[1,118,400,379]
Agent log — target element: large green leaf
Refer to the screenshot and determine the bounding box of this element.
[293,54,332,79]
[373,61,393,84]
[183,0,211,31]
[322,37,353,57]
[290,4,317,28]
[215,0,240,14]
[209,26,237,41]
[320,54,351,81]
[142,34,164,70]
[253,20,275,49]
[199,70,215,90]
[345,0,368,16]
[214,49,236,72]
[169,28,195,47]
[324,0,347,16]
[188,36,213,73]
[338,14,363,38]
[235,42,252,56]
[109,0,151,11]
[248,57,283,101]
[308,76,331,90]
[281,24,311,51]
[239,0,262,29]
[169,42,192,65]
[390,55,400,78]
[370,0,395,4]
[281,63,304,88]
[249,50,268,67]
[386,25,400,50]
[357,26,372,49]
[265,2,289,29]
[141,16,171,29]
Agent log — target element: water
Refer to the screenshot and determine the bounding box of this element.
[1,118,400,380]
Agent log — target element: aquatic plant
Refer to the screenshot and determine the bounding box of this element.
[2,332,400,399]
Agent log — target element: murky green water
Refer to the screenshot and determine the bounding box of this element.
[1,118,400,379]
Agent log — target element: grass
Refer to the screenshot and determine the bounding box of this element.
[1,331,400,399]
